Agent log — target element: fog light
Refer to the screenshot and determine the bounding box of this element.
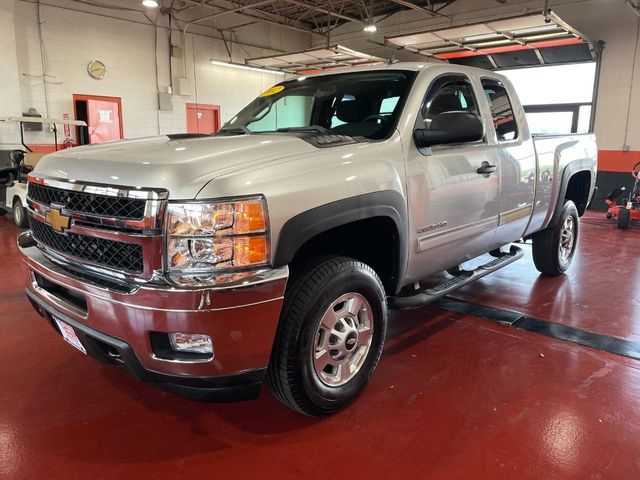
[169,333,213,355]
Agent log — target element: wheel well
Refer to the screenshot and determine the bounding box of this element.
[12,195,22,207]
[564,170,591,215]
[289,216,400,295]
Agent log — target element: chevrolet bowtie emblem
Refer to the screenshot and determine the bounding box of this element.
[45,208,71,233]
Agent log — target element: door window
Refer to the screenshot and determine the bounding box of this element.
[481,79,518,141]
[421,76,479,129]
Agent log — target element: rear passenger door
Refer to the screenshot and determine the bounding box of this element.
[481,78,536,244]
[405,73,501,278]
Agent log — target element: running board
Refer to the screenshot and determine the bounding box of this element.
[389,245,524,310]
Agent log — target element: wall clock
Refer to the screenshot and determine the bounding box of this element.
[87,60,106,80]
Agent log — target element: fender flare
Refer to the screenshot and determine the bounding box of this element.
[273,190,408,294]
[549,163,594,227]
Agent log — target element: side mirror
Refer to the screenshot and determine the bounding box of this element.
[414,112,485,149]
[10,150,25,167]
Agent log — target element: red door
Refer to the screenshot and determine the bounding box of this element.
[186,103,220,134]
[86,99,122,143]
[73,94,123,145]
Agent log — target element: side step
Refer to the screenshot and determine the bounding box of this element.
[389,245,524,310]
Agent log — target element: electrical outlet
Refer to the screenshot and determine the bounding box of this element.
[623,144,630,152]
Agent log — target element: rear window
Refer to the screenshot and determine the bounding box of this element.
[481,79,518,141]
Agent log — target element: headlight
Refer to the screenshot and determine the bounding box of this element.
[166,196,269,285]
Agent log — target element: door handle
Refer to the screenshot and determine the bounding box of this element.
[476,161,497,175]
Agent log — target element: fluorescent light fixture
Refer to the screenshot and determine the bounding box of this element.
[142,0,159,7]
[363,24,377,33]
[209,59,285,76]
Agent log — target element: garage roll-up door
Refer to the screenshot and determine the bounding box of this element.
[385,10,595,69]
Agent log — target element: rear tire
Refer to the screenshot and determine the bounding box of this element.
[617,208,631,230]
[12,198,28,228]
[266,256,387,416]
[532,200,578,276]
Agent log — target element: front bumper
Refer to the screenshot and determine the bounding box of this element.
[19,231,288,401]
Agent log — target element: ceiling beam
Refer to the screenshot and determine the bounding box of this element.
[178,0,323,36]
[283,0,363,25]
[387,0,451,19]
[183,0,276,26]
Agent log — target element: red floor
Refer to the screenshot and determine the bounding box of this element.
[1,212,640,479]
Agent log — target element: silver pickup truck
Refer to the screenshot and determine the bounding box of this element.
[18,63,597,415]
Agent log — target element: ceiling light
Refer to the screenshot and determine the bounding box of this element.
[209,59,285,76]
[363,24,377,33]
[142,0,159,8]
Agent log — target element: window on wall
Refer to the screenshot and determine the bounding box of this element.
[481,79,517,141]
[498,62,596,135]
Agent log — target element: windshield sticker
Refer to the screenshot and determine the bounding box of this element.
[259,85,285,97]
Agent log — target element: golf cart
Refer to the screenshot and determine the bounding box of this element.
[605,159,640,229]
[0,116,86,227]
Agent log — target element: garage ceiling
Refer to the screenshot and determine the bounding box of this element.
[247,44,383,73]
[173,0,455,33]
[385,10,596,69]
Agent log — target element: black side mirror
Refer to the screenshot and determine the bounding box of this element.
[414,112,485,148]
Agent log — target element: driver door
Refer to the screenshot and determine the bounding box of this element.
[405,73,501,280]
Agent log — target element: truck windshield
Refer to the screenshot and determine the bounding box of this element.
[221,70,416,140]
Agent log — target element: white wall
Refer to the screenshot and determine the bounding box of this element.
[555,0,640,152]
[186,35,287,126]
[1,0,308,148]
[0,1,24,149]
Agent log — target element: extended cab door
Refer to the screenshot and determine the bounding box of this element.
[405,73,501,280]
[480,78,536,244]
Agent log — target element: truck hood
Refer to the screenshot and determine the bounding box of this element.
[33,134,318,199]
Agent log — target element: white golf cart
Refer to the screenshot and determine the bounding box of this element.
[0,116,86,227]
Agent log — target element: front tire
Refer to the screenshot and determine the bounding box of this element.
[12,198,28,228]
[617,208,631,230]
[266,256,387,416]
[532,200,579,276]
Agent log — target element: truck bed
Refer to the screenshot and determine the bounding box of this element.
[528,133,598,235]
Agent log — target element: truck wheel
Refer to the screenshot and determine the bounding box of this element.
[617,208,631,230]
[12,198,28,228]
[266,256,387,416]
[532,200,578,276]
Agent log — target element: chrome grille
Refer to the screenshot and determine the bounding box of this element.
[30,217,144,273]
[28,182,146,219]
[26,177,168,280]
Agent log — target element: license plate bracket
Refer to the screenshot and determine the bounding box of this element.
[53,318,87,355]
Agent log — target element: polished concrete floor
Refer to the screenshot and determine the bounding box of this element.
[1,212,639,479]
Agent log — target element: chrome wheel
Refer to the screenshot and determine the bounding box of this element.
[312,292,374,387]
[559,215,575,262]
[13,202,23,225]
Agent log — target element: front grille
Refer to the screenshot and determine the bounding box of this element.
[30,218,144,273]
[28,183,146,220]
[56,264,135,293]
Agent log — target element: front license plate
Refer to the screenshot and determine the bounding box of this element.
[53,318,87,355]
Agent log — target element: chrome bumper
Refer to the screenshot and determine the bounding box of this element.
[18,231,288,378]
